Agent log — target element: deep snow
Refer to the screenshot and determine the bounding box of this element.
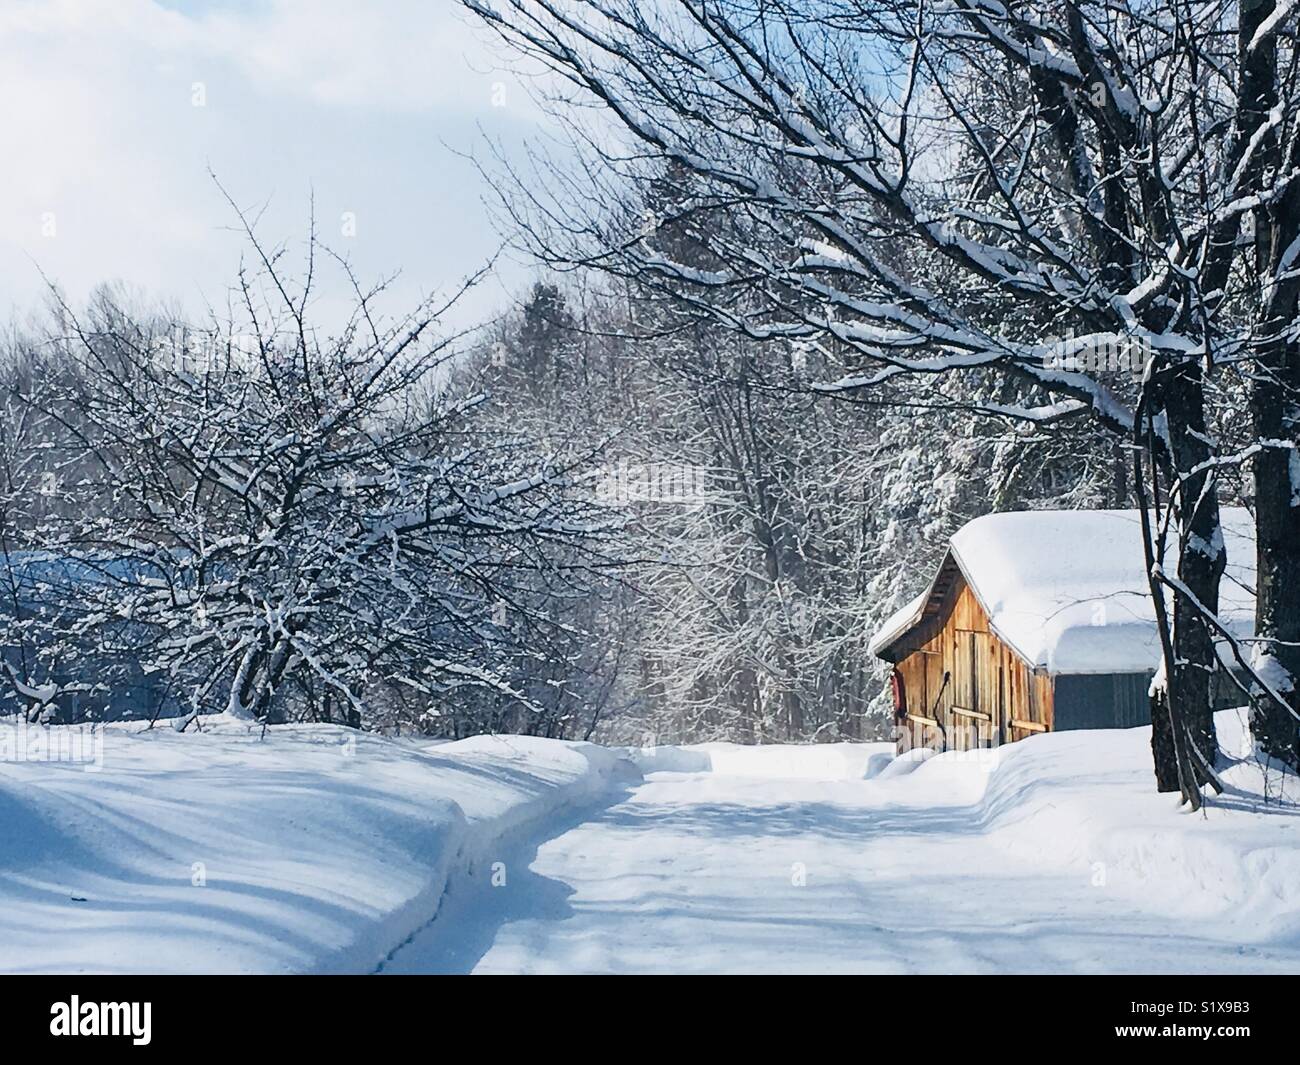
[1,710,1296,974]
[387,712,1300,974]
[0,717,633,974]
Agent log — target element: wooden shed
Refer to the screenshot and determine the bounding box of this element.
[868,509,1256,755]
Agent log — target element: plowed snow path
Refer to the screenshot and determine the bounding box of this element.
[381,770,1298,975]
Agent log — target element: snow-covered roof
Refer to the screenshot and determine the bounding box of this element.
[869,508,1256,675]
[867,592,929,659]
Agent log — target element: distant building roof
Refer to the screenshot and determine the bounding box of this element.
[868,508,1256,675]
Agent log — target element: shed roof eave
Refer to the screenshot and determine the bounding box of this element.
[868,551,1040,674]
[867,550,964,660]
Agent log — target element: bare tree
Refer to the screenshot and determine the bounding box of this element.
[462,0,1300,797]
[16,213,622,733]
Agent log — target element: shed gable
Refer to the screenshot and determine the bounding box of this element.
[891,568,1053,751]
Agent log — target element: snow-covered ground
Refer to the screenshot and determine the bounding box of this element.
[0,717,633,974]
[1,710,1297,974]
[387,712,1300,974]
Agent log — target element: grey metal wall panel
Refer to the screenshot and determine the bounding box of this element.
[1054,673,1153,731]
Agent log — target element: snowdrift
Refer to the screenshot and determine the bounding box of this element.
[625,740,895,779]
[630,714,1300,950]
[0,720,636,974]
[868,710,1300,944]
[2,711,1295,974]
[976,711,1300,928]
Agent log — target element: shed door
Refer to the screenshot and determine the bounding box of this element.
[951,631,995,749]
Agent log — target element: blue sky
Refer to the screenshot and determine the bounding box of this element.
[0,0,546,334]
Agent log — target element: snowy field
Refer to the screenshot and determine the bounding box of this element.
[0,719,634,974]
[1,712,1297,974]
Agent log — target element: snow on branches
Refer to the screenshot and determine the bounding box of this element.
[6,219,622,732]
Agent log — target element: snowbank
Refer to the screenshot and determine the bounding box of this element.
[625,740,895,779]
[976,711,1300,928]
[5,714,1294,974]
[871,746,934,779]
[0,720,636,974]
[629,716,1299,949]
[868,710,1300,941]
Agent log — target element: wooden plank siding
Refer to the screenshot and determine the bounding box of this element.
[891,577,1053,754]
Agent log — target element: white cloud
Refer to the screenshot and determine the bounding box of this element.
[0,0,543,331]
[200,0,505,111]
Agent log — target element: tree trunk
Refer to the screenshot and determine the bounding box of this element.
[1242,0,1300,771]
[1249,330,1300,769]
[1162,366,1225,783]
[1148,689,1181,793]
[1140,364,1224,796]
